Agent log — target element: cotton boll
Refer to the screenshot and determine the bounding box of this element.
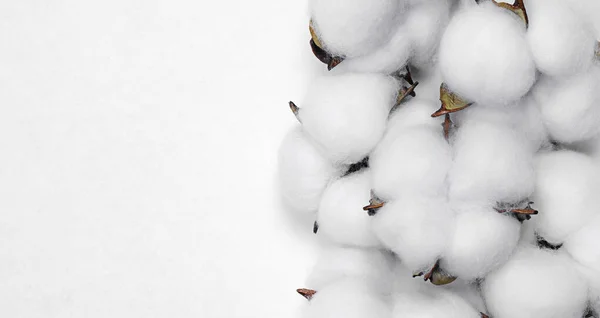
[483,246,588,318]
[278,126,341,214]
[332,24,413,74]
[532,150,600,244]
[370,126,451,200]
[306,246,395,293]
[309,0,404,58]
[526,0,597,77]
[532,67,600,143]
[317,169,380,247]
[302,278,391,318]
[438,3,536,105]
[441,203,520,280]
[564,214,600,271]
[449,119,535,203]
[574,264,600,315]
[392,288,481,318]
[371,197,454,272]
[405,0,452,68]
[299,73,399,164]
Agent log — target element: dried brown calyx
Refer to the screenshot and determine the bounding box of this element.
[309,21,345,71]
[481,313,490,318]
[432,83,473,118]
[495,201,538,222]
[363,191,385,216]
[296,288,317,300]
[390,66,419,112]
[491,0,528,27]
[313,221,319,234]
[288,101,301,123]
[595,41,600,59]
[419,261,457,286]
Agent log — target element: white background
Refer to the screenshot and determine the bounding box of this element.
[0,1,322,317]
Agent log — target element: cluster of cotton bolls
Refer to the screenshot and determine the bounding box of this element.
[278,0,600,317]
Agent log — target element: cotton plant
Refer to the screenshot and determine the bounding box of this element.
[278,0,600,316]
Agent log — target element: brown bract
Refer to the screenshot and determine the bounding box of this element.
[424,261,457,286]
[363,191,385,216]
[491,0,528,27]
[309,21,345,70]
[432,83,472,117]
[288,101,301,123]
[296,288,317,300]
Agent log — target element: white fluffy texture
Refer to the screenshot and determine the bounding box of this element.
[317,169,381,247]
[532,67,600,143]
[306,246,395,293]
[563,0,600,38]
[302,278,391,318]
[405,0,452,68]
[333,24,413,74]
[386,98,442,133]
[564,214,600,271]
[443,279,487,313]
[371,197,454,272]
[370,126,451,200]
[575,264,600,314]
[310,0,404,58]
[278,126,340,214]
[532,150,600,244]
[449,118,535,203]
[439,3,536,105]
[453,99,548,152]
[392,289,480,318]
[526,0,597,77]
[441,203,520,280]
[483,247,588,318]
[299,73,398,164]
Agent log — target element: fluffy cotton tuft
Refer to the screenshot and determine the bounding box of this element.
[449,118,535,203]
[310,0,404,58]
[526,0,597,77]
[317,169,380,247]
[370,126,451,200]
[299,73,399,164]
[441,203,520,280]
[438,3,536,105]
[564,214,600,271]
[392,288,481,318]
[532,67,600,143]
[278,126,340,214]
[371,197,454,272]
[532,150,600,244]
[386,98,442,132]
[302,278,391,318]
[332,24,413,74]
[306,246,395,293]
[405,0,452,68]
[483,246,588,318]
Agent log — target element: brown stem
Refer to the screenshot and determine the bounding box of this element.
[443,114,453,141]
[289,101,301,122]
[363,202,385,211]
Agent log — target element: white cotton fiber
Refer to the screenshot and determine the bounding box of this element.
[392,288,481,318]
[299,73,399,164]
[278,126,340,214]
[370,126,451,200]
[564,214,600,271]
[405,0,452,68]
[483,246,588,318]
[306,246,395,293]
[332,24,413,74]
[317,169,380,247]
[386,98,442,133]
[526,0,597,77]
[532,150,600,244]
[441,203,520,280]
[449,119,535,203]
[443,279,487,313]
[309,0,404,58]
[438,3,536,105]
[301,278,391,318]
[371,197,454,273]
[452,99,548,152]
[532,67,600,143]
